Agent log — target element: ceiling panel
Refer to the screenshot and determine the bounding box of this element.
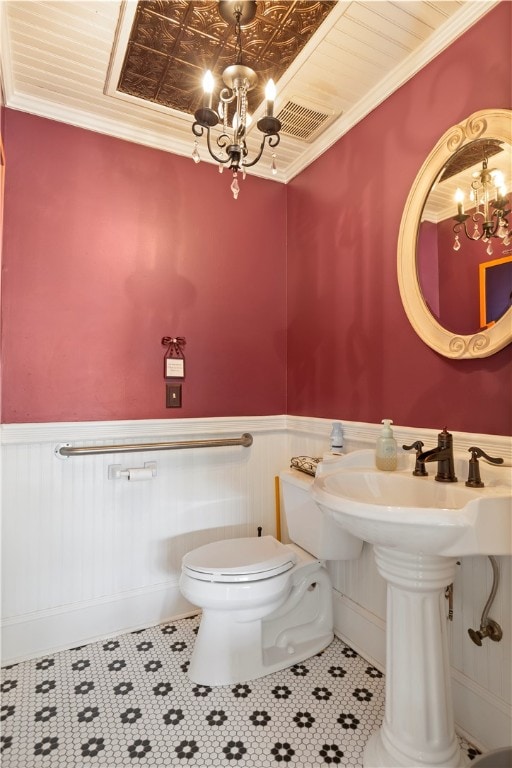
[0,0,499,182]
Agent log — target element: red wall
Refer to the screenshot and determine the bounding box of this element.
[2,4,512,435]
[287,2,512,436]
[417,221,439,318]
[437,213,482,335]
[1,113,287,422]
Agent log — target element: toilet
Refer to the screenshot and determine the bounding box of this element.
[179,466,363,686]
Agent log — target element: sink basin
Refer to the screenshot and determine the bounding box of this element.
[312,450,512,557]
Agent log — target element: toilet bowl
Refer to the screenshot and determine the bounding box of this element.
[179,465,363,686]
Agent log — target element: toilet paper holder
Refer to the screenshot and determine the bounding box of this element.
[108,461,157,481]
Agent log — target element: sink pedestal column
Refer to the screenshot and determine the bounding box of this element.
[364,547,466,768]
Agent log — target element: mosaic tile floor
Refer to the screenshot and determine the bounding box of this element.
[1,614,481,766]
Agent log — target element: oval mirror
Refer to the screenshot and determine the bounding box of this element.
[398,109,512,358]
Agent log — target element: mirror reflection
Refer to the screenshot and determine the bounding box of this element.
[417,138,512,336]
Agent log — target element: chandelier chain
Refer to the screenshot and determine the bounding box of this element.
[234,10,243,65]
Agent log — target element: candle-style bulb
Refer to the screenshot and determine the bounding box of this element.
[265,79,276,101]
[454,187,465,215]
[202,70,214,109]
[265,79,276,117]
[495,174,507,202]
[203,70,214,94]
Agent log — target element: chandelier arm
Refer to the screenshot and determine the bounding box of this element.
[201,126,231,165]
[242,134,279,169]
[453,209,506,242]
[266,133,280,149]
[240,145,265,169]
[219,87,236,105]
[216,132,232,151]
[192,122,206,138]
[485,215,503,238]
[479,209,503,238]
[453,221,483,241]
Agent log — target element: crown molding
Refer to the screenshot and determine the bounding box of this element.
[0,0,14,105]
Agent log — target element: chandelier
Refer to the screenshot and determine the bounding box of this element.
[452,155,511,256]
[191,1,281,199]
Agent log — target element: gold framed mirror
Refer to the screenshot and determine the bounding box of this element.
[397,109,512,359]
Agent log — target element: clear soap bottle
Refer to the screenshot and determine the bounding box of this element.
[375,419,397,471]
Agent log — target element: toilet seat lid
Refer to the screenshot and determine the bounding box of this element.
[182,536,296,583]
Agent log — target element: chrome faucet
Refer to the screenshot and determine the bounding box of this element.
[416,428,457,482]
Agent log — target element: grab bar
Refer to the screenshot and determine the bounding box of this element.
[55,432,253,458]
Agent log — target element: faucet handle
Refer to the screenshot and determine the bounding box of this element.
[402,441,428,476]
[466,447,504,488]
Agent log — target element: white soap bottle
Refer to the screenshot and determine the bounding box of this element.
[375,419,397,471]
[330,422,344,454]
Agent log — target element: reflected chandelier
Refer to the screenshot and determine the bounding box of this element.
[191,0,281,199]
[452,156,511,256]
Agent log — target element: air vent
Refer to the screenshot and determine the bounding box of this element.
[276,100,335,142]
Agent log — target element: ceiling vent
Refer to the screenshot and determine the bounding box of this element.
[276,99,336,142]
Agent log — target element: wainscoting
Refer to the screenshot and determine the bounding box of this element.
[1,415,511,750]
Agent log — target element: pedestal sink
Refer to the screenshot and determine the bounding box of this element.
[312,450,512,768]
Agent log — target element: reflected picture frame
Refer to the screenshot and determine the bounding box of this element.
[479,255,512,329]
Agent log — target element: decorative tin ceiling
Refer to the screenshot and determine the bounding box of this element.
[439,139,504,182]
[117,1,335,116]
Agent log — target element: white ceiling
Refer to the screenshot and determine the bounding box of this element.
[0,0,499,183]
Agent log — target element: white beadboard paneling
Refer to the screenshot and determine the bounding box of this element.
[329,544,387,621]
[333,589,386,671]
[455,555,512,705]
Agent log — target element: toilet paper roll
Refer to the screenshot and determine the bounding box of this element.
[127,467,154,481]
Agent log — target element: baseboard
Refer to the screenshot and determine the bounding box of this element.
[332,589,386,672]
[452,669,512,752]
[333,590,512,751]
[1,581,196,665]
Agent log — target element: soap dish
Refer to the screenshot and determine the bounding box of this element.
[290,456,321,477]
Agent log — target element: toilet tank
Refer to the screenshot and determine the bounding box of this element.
[279,469,363,560]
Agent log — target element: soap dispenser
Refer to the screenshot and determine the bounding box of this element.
[375,419,397,471]
[330,422,344,454]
